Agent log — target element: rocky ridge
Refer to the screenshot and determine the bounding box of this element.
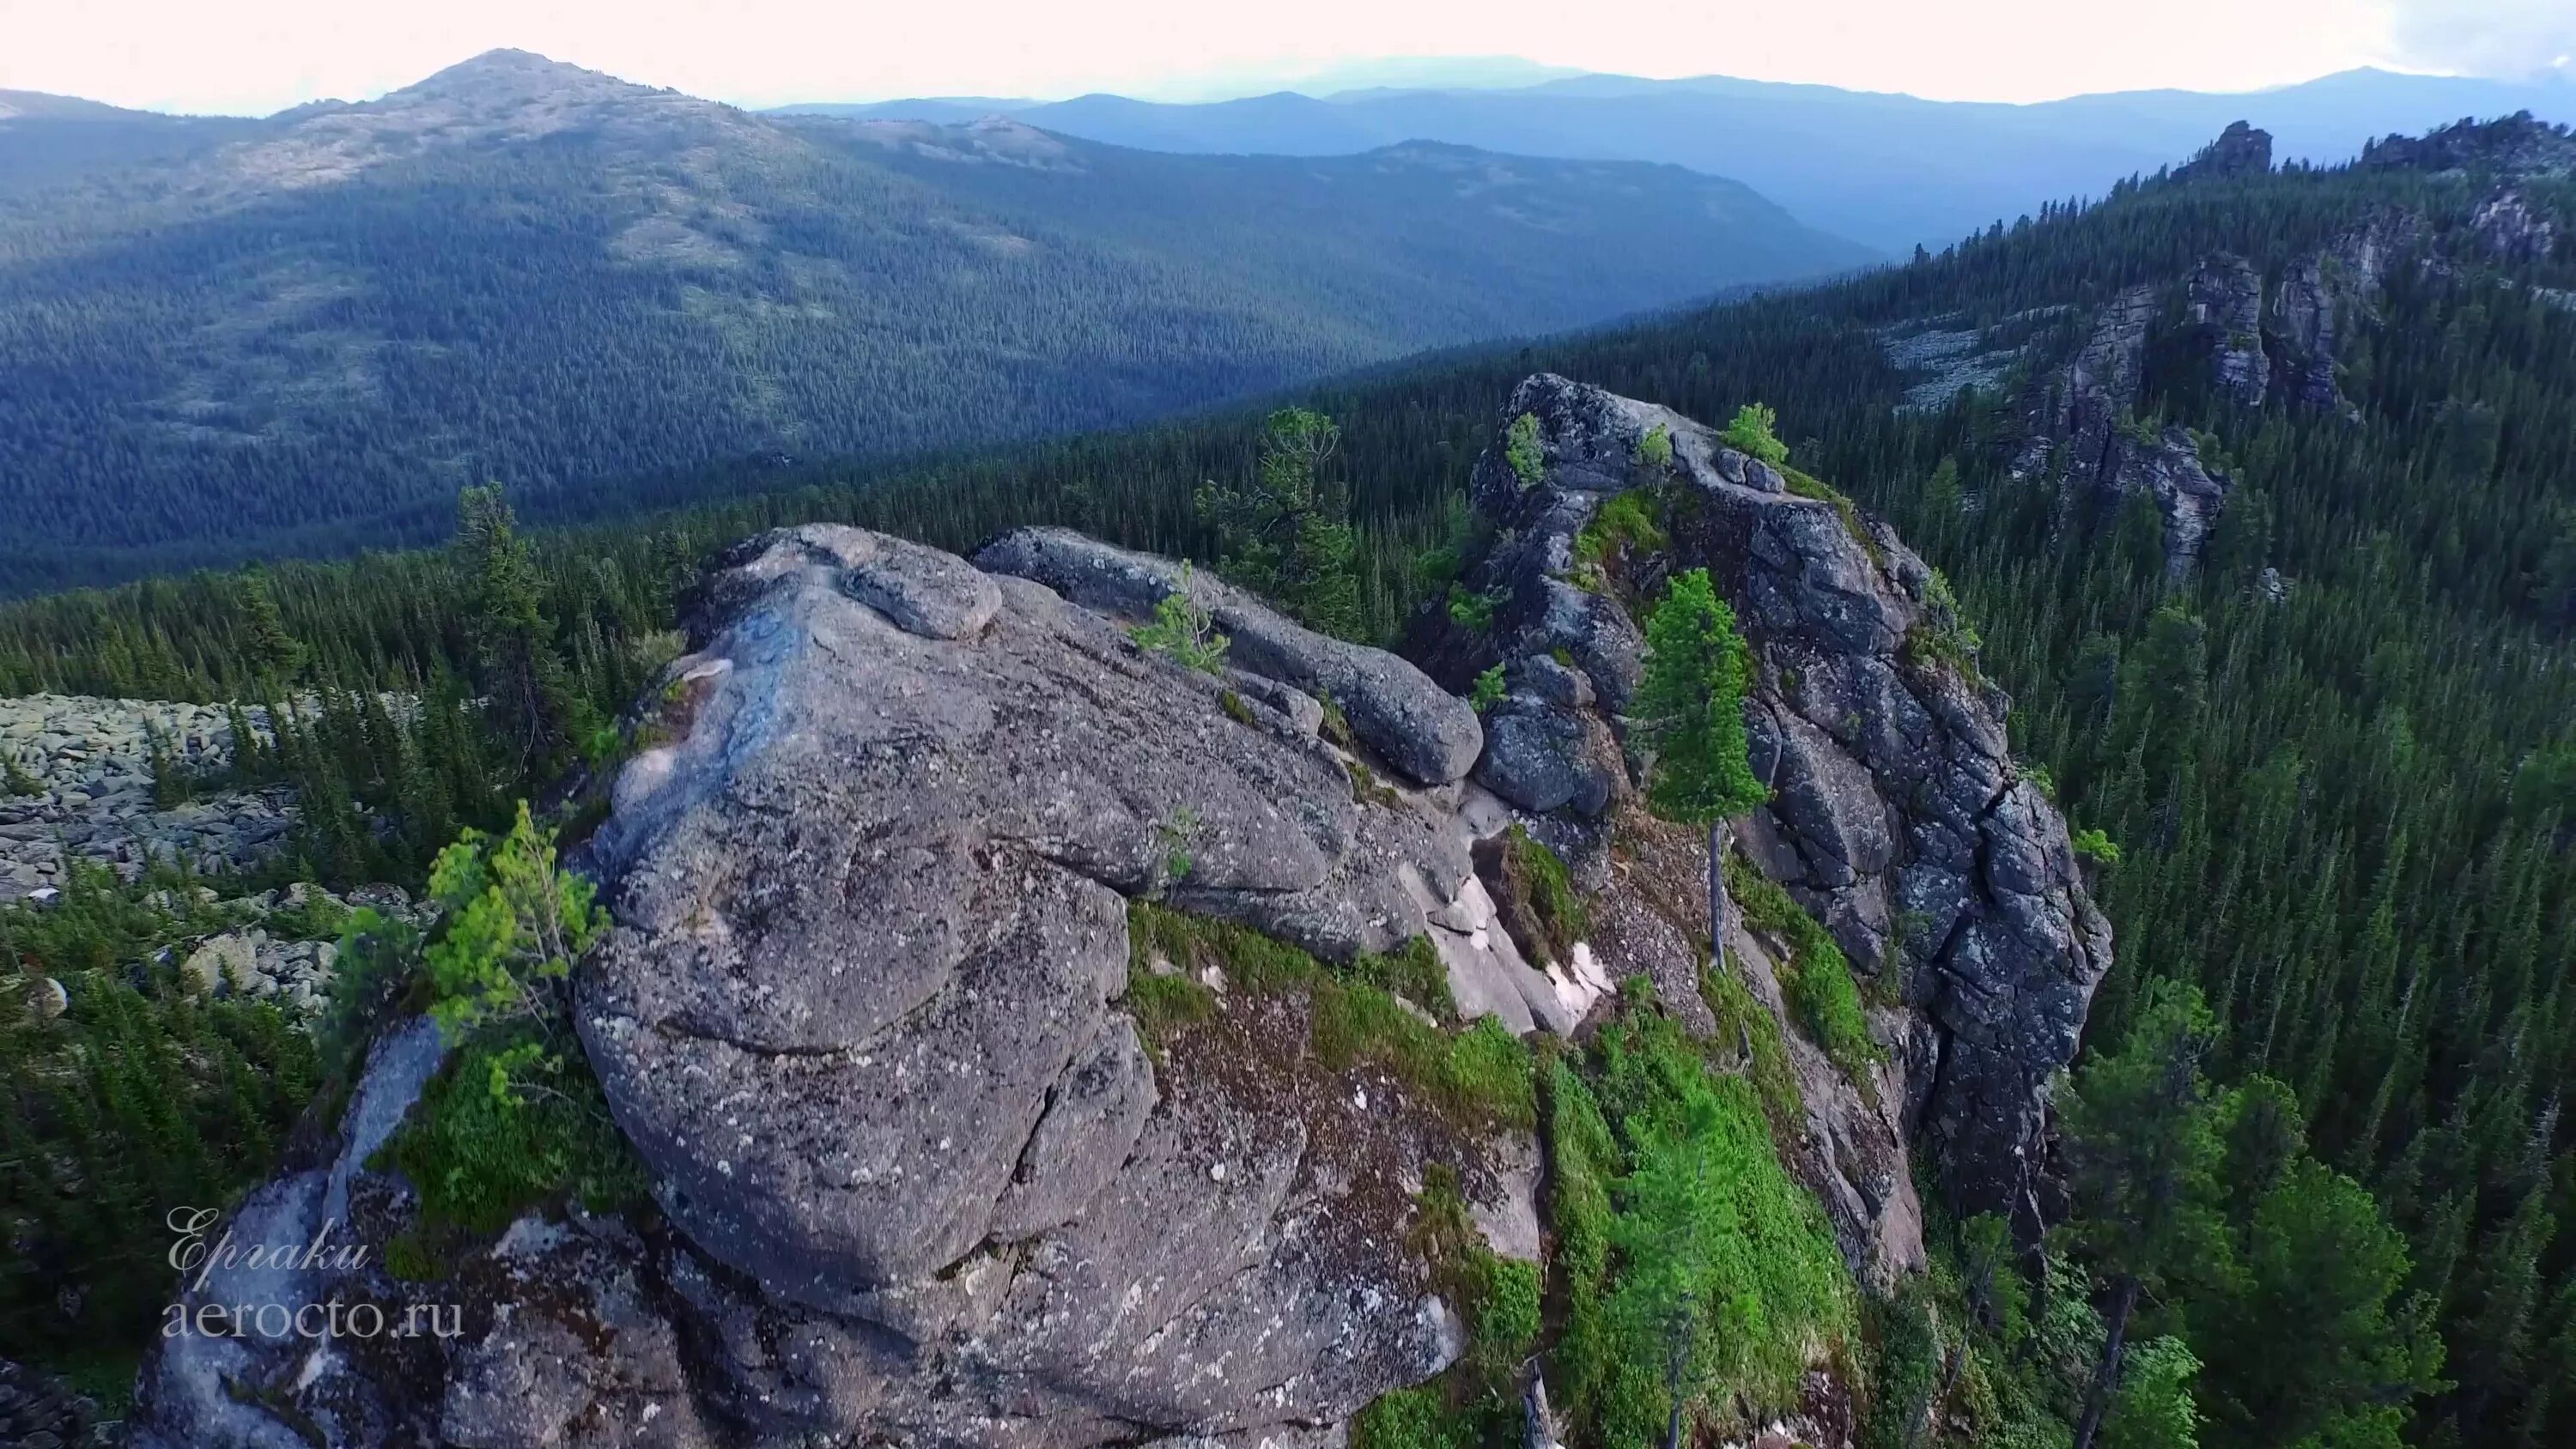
[126,382,2114,1447]
[2009,276,2239,577]
[0,695,295,903]
[1411,374,2111,1257]
[2008,145,2419,569]
[2009,116,2576,575]
[2359,111,2576,179]
[2171,119,2273,182]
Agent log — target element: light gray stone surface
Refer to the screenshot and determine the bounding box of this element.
[0,695,296,902]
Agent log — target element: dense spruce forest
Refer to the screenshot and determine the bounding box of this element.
[0,49,1868,595]
[5,117,2576,1446]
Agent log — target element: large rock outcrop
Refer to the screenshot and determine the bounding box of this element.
[2008,278,2234,577]
[2266,209,2420,416]
[1415,375,2113,1249]
[2359,112,2576,179]
[125,392,2111,1442]
[131,523,1578,1449]
[2171,120,2272,183]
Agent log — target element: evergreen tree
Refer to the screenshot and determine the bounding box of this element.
[1633,567,1767,974]
[236,567,306,683]
[457,485,580,781]
[2205,1159,2443,1447]
[2059,980,2234,1449]
[1719,403,1789,466]
[1194,407,1363,639]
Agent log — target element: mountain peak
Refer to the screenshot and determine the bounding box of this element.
[388,47,660,111]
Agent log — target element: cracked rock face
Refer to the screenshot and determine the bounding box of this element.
[577,524,1528,1444]
[2188,252,2268,408]
[128,523,1549,1449]
[2268,211,2419,417]
[2010,279,2237,578]
[1417,375,2112,1246]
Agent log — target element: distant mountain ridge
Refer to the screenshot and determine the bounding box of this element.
[0,89,263,197]
[0,50,1873,593]
[812,65,2576,250]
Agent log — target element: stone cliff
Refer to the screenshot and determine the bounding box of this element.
[126,382,2114,1448]
[1409,375,2111,1256]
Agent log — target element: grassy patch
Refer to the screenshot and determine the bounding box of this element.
[1485,823,1589,967]
[1352,933,1461,1024]
[1699,966,1807,1143]
[1347,759,1406,810]
[1122,903,1533,1133]
[1782,466,1884,565]
[1549,1003,1856,1446]
[1546,1058,1620,1295]
[1353,1386,1484,1449]
[1315,996,1536,1133]
[1574,488,1671,574]
[1119,970,1219,1052]
[1904,567,1985,682]
[1319,694,1356,749]
[1725,851,1882,1096]
[1506,411,1546,488]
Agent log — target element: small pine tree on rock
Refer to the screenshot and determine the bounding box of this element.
[1634,567,1767,974]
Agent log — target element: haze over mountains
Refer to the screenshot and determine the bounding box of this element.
[0,50,1868,592]
[6,45,2572,594]
[806,65,2576,250]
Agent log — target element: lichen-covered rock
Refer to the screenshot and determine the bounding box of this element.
[128,524,1554,1449]
[972,527,1482,786]
[579,524,1533,1442]
[1417,375,2113,1252]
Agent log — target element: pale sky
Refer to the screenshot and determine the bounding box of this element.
[1,0,2570,115]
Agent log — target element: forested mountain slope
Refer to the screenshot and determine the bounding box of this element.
[0,91,261,198]
[0,50,1866,596]
[5,114,2576,1446]
[822,65,2576,252]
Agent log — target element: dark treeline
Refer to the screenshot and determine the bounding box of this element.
[2,153,2573,1442]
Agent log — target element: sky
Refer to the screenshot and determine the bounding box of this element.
[1,0,2571,116]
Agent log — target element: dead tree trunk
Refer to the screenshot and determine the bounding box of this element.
[1707,818,1735,979]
